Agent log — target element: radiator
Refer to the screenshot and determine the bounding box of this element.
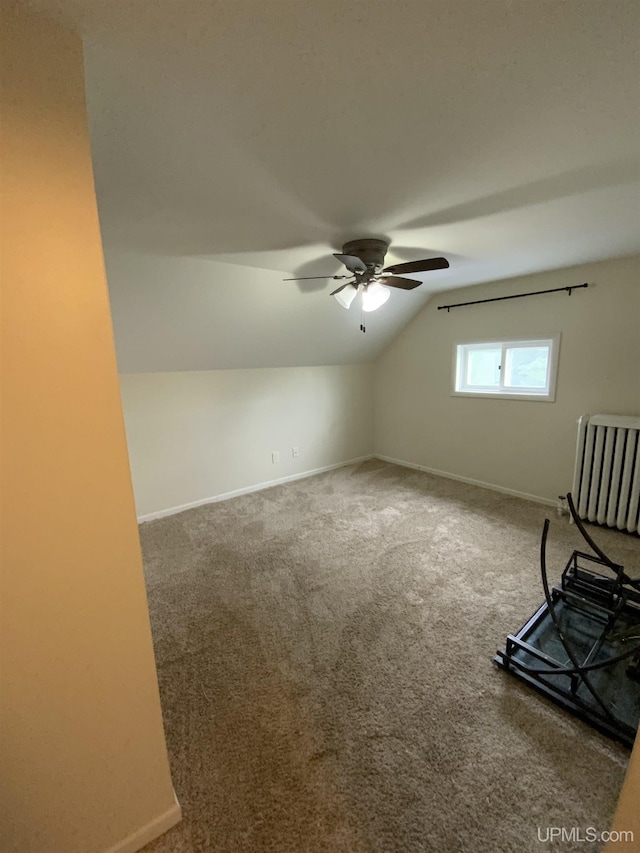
[572,414,640,534]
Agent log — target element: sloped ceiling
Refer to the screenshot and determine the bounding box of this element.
[25,0,640,371]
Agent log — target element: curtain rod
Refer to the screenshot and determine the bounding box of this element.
[437,282,588,312]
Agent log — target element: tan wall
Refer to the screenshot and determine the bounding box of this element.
[0,8,179,852]
[607,737,640,851]
[119,364,374,519]
[374,255,640,504]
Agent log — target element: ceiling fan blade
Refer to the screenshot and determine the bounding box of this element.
[283,274,350,281]
[383,257,449,275]
[383,276,422,290]
[333,253,367,273]
[330,281,356,296]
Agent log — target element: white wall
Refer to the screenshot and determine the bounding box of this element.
[120,364,374,519]
[374,255,640,504]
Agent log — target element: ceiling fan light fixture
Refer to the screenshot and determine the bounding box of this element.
[334,283,358,309]
[362,281,391,312]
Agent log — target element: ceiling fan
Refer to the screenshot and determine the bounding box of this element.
[284,238,449,314]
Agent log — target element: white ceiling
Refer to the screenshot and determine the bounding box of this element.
[27,0,640,371]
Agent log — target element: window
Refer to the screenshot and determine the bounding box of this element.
[452,336,560,401]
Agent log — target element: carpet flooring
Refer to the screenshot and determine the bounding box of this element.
[141,460,639,852]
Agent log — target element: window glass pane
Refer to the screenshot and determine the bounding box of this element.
[504,346,549,388]
[466,348,500,387]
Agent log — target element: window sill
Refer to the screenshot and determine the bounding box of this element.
[450,390,556,402]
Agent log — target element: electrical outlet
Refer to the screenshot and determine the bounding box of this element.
[272,451,280,464]
[292,446,299,458]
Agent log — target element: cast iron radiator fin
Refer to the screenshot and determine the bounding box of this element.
[572,414,640,533]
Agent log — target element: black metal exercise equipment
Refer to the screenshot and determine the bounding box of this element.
[494,493,640,747]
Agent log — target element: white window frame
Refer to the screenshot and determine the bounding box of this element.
[451,335,560,402]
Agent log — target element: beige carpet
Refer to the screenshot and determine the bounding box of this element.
[141,460,639,852]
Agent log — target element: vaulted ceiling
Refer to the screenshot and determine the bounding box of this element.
[26,0,640,370]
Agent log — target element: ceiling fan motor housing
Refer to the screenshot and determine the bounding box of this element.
[342,238,389,272]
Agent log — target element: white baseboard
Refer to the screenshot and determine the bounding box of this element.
[104,793,181,853]
[137,455,374,523]
[374,454,557,508]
